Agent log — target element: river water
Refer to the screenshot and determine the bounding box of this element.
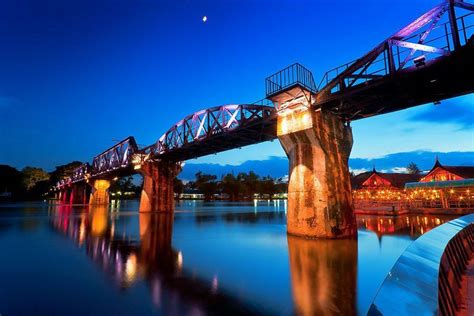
[0,200,457,315]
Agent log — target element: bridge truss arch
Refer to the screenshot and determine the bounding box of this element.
[91,136,139,177]
[142,104,277,161]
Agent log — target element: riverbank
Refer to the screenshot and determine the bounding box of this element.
[355,207,474,216]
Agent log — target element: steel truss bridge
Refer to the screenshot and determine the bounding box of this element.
[56,0,474,190]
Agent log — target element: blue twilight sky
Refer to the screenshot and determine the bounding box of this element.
[0,0,472,171]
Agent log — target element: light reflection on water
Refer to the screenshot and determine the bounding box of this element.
[0,200,457,315]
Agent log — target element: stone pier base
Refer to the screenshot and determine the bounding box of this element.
[278,109,357,239]
[70,184,89,204]
[89,179,111,205]
[58,191,65,203]
[60,189,71,204]
[138,160,181,213]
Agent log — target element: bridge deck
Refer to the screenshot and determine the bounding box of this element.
[318,39,474,120]
[156,115,277,161]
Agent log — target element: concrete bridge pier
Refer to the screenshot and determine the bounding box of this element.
[278,108,357,239]
[138,160,181,213]
[89,179,111,205]
[60,189,71,204]
[70,184,89,204]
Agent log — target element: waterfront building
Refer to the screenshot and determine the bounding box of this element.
[352,168,420,210]
[406,159,474,211]
[419,158,474,182]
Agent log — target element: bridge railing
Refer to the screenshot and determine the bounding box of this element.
[70,163,90,183]
[55,163,91,189]
[317,52,389,92]
[318,8,474,95]
[251,98,274,107]
[265,63,317,97]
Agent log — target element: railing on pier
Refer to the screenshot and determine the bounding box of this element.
[265,63,317,97]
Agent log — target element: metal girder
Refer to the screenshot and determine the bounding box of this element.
[398,6,447,69]
[56,163,90,189]
[91,136,139,177]
[455,0,474,11]
[70,163,90,183]
[316,0,473,102]
[389,40,450,55]
[347,74,383,80]
[145,104,275,161]
[56,138,139,189]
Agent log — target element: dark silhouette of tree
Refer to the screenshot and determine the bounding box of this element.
[1,165,51,200]
[173,178,184,196]
[22,167,50,191]
[218,172,281,200]
[194,172,218,201]
[274,182,287,194]
[109,176,141,198]
[220,173,241,200]
[0,165,24,198]
[237,171,259,198]
[257,176,276,197]
[406,162,421,175]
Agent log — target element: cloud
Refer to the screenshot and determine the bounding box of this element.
[408,96,474,130]
[350,150,474,171]
[179,151,474,180]
[391,167,408,173]
[350,168,369,175]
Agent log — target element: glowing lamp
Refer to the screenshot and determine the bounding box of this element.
[414,55,426,67]
[277,109,313,136]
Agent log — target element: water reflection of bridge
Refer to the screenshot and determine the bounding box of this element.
[49,205,361,314]
[50,206,259,314]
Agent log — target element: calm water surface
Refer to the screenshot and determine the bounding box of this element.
[0,200,458,315]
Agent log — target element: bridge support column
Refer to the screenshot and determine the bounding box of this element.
[89,179,111,205]
[71,184,89,204]
[69,187,75,204]
[60,189,71,204]
[138,161,181,213]
[278,109,357,239]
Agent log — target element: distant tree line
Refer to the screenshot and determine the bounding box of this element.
[1,162,287,202]
[174,171,287,201]
[109,176,142,199]
[0,161,83,200]
[1,160,423,202]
